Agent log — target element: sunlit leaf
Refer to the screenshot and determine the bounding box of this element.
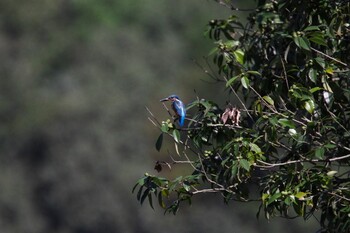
[325,67,334,75]
[173,129,180,143]
[323,81,333,93]
[247,70,261,76]
[161,123,169,133]
[250,143,262,154]
[278,118,295,128]
[267,192,281,205]
[239,159,251,172]
[226,75,240,87]
[303,25,320,31]
[307,30,327,47]
[158,192,166,208]
[241,76,249,89]
[327,171,337,177]
[263,96,274,106]
[308,68,317,83]
[309,87,322,93]
[304,99,315,114]
[233,49,245,65]
[315,57,325,68]
[295,192,307,200]
[294,36,311,51]
[288,128,297,136]
[262,193,269,203]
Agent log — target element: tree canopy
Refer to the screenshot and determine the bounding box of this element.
[134,0,350,232]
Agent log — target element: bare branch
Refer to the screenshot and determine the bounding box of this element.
[214,0,255,11]
[311,47,348,67]
[255,153,350,168]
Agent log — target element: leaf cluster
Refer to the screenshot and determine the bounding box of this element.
[134,1,350,232]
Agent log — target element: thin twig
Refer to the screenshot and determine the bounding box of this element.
[191,188,227,195]
[146,106,162,126]
[255,153,350,168]
[214,0,255,11]
[311,47,348,67]
[328,192,350,202]
[280,56,290,90]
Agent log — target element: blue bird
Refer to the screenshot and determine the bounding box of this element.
[160,95,186,127]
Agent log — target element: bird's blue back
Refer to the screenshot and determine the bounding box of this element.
[172,99,186,127]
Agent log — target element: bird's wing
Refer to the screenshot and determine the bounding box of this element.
[173,100,186,126]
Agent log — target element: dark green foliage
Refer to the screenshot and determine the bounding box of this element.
[134,0,350,232]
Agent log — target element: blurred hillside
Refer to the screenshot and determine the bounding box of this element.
[0,0,319,233]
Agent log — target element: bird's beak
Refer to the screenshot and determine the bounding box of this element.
[160,97,169,102]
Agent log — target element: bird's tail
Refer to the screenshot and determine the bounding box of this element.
[179,115,185,127]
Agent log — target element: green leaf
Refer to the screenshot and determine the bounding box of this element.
[158,192,166,208]
[294,36,311,51]
[304,100,315,114]
[315,57,325,68]
[269,116,278,126]
[262,193,269,203]
[309,87,322,93]
[327,171,337,177]
[263,96,274,106]
[239,159,251,172]
[324,143,336,149]
[241,76,249,89]
[132,183,139,193]
[303,25,320,31]
[250,143,262,154]
[323,80,333,93]
[246,70,261,76]
[325,67,334,75]
[226,75,240,87]
[231,162,238,177]
[308,68,317,83]
[309,33,327,47]
[155,133,163,151]
[183,183,191,192]
[140,188,150,205]
[148,192,154,209]
[137,186,144,201]
[295,192,307,200]
[233,49,244,65]
[315,147,325,159]
[278,118,295,128]
[161,123,169,133]
[173,129,180,143]
[267,192,281,205]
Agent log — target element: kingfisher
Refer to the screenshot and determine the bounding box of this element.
[160,95,186,127]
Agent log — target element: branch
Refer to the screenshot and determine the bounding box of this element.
[311,47,348,67]
[328,192,350,202]
[255,153,350,168]
[214,0,255,11]
[183,119,243,130]
[191,188,227,195]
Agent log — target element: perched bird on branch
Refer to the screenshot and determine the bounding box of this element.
[160,95,186,127]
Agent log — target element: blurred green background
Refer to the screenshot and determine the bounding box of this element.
[0,0,319,232]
